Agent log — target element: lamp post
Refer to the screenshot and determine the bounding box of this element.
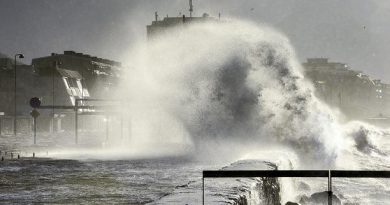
[14,53,24,136]
[51,61,55,134]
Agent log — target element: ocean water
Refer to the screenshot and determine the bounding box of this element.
[1,19,390,204]
[0,144,389,204]
[0,154,273,204]
[0,157,203,204]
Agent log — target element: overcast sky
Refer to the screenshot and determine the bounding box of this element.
[1,0,389,82]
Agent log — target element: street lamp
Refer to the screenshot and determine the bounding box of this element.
[14,53,24,136]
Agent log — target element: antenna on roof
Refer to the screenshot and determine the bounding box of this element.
[154,11,158,21]
[189,0,193,18]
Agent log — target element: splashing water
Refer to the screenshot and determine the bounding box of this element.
[116,18,390,203]
[0,19,386,204]
[120,19,351,166]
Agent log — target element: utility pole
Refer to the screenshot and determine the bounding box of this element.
[189,0,193,18]
[75,100,78,144]
[13,54,24,136]
[51,62,56,134]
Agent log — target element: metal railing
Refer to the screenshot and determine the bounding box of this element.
[202,170,390,205]
[0,116,32,135]
[32,98,125,144]
[74,98,123,144]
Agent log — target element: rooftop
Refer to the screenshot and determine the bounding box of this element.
[34,51,121,67]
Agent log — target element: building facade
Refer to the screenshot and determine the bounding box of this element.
[0,51,123,134]
[32,51,122,105]
[146,13,218,39]
[303,58,390,120]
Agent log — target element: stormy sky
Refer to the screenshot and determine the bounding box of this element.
[0,0,389,82]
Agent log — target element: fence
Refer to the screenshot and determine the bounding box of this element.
[0,116,32,135]
[202,170,390,205]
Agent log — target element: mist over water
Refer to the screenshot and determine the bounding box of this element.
[119,19,387,170]
[1,18,387,205]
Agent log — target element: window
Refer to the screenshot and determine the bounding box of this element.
[66,78,78,88]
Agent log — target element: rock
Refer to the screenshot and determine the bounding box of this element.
[233,195,248,205]
[297,182,311,191]
[300,191,341,205]
[285,202,299,205]
[299,195,309,204]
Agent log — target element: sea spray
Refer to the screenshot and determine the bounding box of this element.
[39,18,390,204]
[120,19,347,167]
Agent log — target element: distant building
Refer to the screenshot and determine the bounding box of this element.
[0,52,123,134]
[32,51,122,105]
[0,60,57,133]
[0,59,39,116]
[372,79,390,105]
[0,58,13,70]
[303,58,389,119]
[146,12,219,39]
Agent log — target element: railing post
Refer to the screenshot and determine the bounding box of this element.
[33,116,37,144]
[202,176,205,205]
[105,115,109,142]
[328,170,332,205]
[128,114,132,141]
[75,99,78,144]
[203,169,390,204]
[120,114,123,140]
